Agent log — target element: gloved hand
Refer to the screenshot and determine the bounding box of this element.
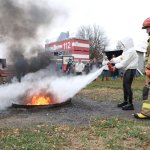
[145,69,150,77]
[107,63,115,72]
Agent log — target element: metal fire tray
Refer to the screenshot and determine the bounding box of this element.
[11,99,72,109]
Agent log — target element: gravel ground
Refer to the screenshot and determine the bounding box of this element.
[0,95,143,128]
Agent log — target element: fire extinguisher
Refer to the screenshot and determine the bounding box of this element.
[107,63,115,72]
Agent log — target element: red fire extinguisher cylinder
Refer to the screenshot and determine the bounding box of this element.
[107,63,114,72]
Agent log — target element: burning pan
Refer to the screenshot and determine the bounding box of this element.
[11,98,72,109]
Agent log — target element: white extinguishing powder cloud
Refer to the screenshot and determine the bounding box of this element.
[0,67,104,110]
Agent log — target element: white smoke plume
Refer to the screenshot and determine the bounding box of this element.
[0,67,104,110]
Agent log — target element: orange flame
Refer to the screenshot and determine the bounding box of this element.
[27,95,52,105]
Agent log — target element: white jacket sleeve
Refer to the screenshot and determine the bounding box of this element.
[111,56,122,63]
[115,51,132,69]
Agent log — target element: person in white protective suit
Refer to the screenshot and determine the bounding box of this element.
[75,59,85,75]
[110,37,139,110]
[102,56,109,81]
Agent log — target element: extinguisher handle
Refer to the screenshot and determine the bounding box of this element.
[107,63,115,72]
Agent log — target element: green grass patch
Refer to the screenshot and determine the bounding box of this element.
[90,117,150,150]
[1,118,150,150]
[0,125,68,150]
[79,76,145,102]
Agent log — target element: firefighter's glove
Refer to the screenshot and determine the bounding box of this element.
[145,69,150,77]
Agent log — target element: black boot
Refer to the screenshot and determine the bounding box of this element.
[122,103,134,110]
[143,86,149,100]
[117,101,128,107]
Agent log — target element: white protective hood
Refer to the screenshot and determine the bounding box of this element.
[120,37,134,51]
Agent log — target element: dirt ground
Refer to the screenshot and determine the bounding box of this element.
[0,95,144,128]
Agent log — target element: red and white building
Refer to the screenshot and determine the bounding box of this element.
[45,38,90,62]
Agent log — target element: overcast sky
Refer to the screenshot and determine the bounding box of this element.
[0,0,150,58]
[47,0,150,50]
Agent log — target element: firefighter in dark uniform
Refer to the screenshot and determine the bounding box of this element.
[134,17,150,119]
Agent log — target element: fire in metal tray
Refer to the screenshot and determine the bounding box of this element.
[12,92,72,109]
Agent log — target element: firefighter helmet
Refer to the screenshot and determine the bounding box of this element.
[142,17,150,29]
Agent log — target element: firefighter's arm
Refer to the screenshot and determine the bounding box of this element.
[145,45,150,69]
[145,39,150,70]
[145,57,150,69]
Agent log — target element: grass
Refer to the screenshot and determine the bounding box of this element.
[1,118,150,150]
[90,118,150,149]
[79,76,145,102]
[0,76,150,150]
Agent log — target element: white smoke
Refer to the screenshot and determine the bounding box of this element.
[0,67,104,110]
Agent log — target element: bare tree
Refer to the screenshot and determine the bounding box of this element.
[76,25,109,60]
